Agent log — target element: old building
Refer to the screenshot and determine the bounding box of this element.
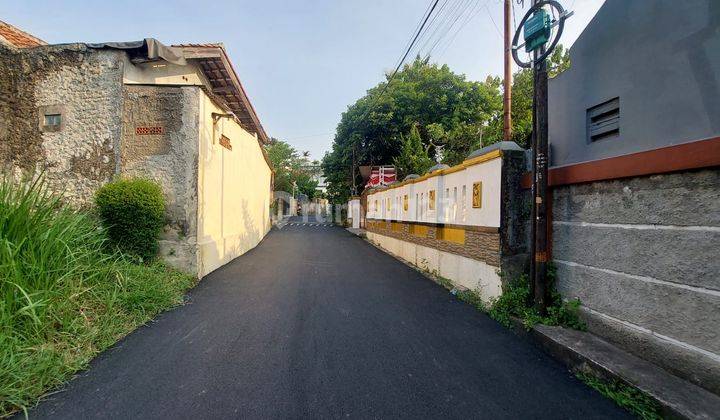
[0,30,273,278]
[547,0,720,395]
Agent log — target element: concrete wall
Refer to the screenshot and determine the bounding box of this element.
[366,151,503,227]
[548,0,720,166]
[122,56,206,87]
[363,145,527,301]
[121,84,200,273]
[197,91,272,277]
[367,231,502,299]
[552,168,720,394]
[348,198,360,228]
[0,43,124,204]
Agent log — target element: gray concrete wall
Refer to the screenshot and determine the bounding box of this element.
[121,85,200,274]
[549,0,720,166]
[0,43,124,204]
[552,169,720,394]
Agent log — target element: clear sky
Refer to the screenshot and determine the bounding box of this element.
[4,0,605,161]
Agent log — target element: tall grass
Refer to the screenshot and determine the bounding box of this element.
[0,177,196,416]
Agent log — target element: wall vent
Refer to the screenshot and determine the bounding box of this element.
[587,97,620,142]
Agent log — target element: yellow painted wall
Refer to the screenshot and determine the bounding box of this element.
[197,92,272,277]
[122,56,207,86]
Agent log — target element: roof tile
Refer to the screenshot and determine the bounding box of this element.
[0,20,46,48]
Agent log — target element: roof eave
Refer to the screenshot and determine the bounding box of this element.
[176,44,269,144]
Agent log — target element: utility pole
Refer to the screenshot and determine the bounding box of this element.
[531,0,549,313]
[503,0,513,141]
[511,0,571,314]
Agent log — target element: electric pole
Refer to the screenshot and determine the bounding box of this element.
[503,0,513,141]
[532,26,549,313]
[511,0,571,314]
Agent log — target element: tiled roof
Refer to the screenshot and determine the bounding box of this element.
[173,43,269,143]
[0,20,46,48]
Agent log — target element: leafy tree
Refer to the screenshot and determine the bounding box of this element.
[486,44,571,148]
[321,46,570,203]
[322,57,502,203]
[265,139,320,199]
[393,124,433,178]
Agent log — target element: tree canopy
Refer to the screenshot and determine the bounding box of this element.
[265,139,321,199]
[321,47,570,204]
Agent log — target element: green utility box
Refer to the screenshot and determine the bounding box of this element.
[524,8,551,53]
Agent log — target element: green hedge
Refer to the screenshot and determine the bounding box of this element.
[95,178,165,261]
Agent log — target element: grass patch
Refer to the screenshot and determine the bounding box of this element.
[489,267,586,331]
[0,177,197,416]
[576,372,662,420]
[426,265,585,331]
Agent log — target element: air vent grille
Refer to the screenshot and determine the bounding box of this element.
[587,97,620,142]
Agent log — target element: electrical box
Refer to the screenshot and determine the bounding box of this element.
[524,8,551,53]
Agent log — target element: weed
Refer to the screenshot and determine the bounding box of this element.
[576,372,662,420]
[456,289,487,312]
[0,177,196,416]
[489,266,586,331]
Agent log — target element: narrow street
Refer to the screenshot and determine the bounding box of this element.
[30,217,627,419]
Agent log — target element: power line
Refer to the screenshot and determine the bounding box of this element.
[393,0,437,71]
[409,0,452,58]
[346,0,442,193]
[374,0,442,101]
[484,3,503,38]
[423,0,478,59]
[434,0,486,60]
[416,0,468,57]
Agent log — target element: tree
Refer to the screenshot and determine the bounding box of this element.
[485,44,571,148]
[265,138,320,198]
[321,47,570,203]
[393,124,433,178]
[322,57,502,203]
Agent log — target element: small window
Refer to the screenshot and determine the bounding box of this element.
[44,114,61,126]
[587,97,620,142]
[38,105,64,132]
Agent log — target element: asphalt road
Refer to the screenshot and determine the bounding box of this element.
[30,217,628,419]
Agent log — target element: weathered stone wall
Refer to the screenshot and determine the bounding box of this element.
[552,168,720,394]
[121,85,200,274]
[0,43,124,204]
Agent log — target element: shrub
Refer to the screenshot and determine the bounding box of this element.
[0,176,195,416]
[488,265,586,331]
[95,178,165,261]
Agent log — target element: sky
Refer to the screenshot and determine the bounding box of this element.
[3,0,605,161]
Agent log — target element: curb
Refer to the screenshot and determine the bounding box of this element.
[508,319,720,420]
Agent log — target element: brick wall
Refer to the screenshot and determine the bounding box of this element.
[365,219,500,267]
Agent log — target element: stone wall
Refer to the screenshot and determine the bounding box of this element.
[0,42,124,204]
[121,85,200,273]
[366,230,503,300]
[552,168,720,394]
[365,220,500,266]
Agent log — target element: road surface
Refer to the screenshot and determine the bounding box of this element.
[30,217,628,419]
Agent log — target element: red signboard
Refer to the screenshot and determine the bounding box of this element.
[365,166,396,188]
[219,134,232,151]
